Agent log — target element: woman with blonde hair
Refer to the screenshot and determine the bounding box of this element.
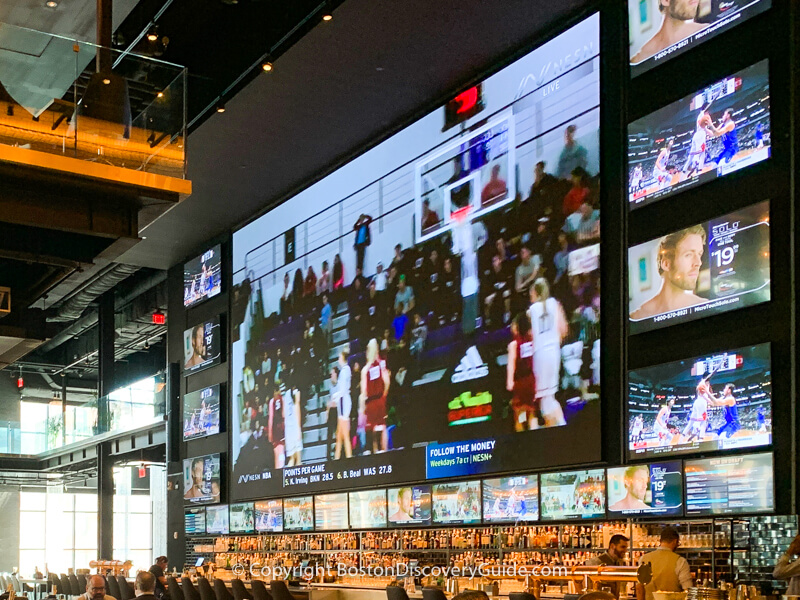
[360,338,391,453]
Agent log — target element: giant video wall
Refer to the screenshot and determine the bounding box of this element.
[229,14,602,500]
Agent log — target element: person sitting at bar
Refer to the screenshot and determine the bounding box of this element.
[773,533,800,595]
[585,534,629,598]
[86,574,116,600]
[149,556,169,600]
[636,527,692,600]
[134,572,157,600]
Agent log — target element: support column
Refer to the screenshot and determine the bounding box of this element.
[97,290,115,559]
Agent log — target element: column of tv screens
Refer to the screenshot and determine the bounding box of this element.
[185,453,775,536]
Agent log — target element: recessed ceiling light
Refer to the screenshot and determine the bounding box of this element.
[102,78,111,85]
[157,91,164,98]
[262,62,273,72]
[322,13,332,21]
[45,0,58,8]
[216,103,226,113]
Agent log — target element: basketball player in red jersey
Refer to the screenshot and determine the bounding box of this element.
[360,338,391,453]
[506,313,539,432]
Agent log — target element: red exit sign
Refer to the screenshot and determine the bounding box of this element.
[152,311,166,325]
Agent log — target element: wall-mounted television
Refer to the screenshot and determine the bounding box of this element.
[628,344,772,458]
[205,504,229,534]
[629,202,770,334]
[183,384,221,440]
[283,496,314,531]
[184,244,222,308]
[183,316,222,374]
[540,469,605,520]
[685,452,773,516]
[628,61,770,209]
[184,507,206,535]
[607,462,683,517]
[255,499,283,533]
[482,475,539,522]
[432,481,481,525]
[629,1,771,78]
[230,13,603,500]
[315,493,349,531]
[387,485,432,526]
[183,453,221,505]
[349,490,387,529]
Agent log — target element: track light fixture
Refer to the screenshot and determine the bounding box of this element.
[322,1,332,21]
[216,102,226,113]
[147,25,159,42]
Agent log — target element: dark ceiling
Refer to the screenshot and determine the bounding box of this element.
[117,0,591,270]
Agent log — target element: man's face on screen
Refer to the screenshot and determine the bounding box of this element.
[664,234,703,291]
[663,0,698,21]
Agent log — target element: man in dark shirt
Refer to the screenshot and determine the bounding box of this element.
[148,557,168,600]
[483,254,513,327]
[585,535,629,598]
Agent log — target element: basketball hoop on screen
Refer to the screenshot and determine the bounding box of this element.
[451,205,473,226]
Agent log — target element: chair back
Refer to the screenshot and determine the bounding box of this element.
[182,578,202,600]
[269,581,294,600]
[11,575,22,593]
[60,574,73,597]
[168,578,186,600]
[197,577,217,600]
[77,575,88,595]
[231,580,252,600]
[385,587,410,600]
[422,588,447,600]
[509,593,538,600]
[117,575,135,600]
[250,580,272,600]
[107,574,122,600]
[69,575,81,597]
[213,579,234,600]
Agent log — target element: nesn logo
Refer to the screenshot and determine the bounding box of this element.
[451,346,489,383]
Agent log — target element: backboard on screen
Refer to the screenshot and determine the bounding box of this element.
[230,14,602,501]
[628,344,772,459]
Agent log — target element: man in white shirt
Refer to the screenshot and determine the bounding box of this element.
[637,527,693,600]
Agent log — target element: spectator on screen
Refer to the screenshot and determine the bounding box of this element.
[373,262,388,292]
[320,294,333,344]
[557,124,588,179]
[279,272,293,320]
[352,265,368,290]
[515,246,541,299]
[332,253,345,290]
[303,266,317,297]
[421,199,441,231]
[563,166,591,217]
[481,164,508,204]
[317,260,332,295]
[484,254,513,327]
[353,214,373,272]
[563,200,600,244]
[394,275,415,315]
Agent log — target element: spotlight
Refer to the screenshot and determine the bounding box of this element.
[102,78,111,85]
[322,12,332,21]
[157,91,164,98]
[45,0,58,7]
[147,26,159,42]
[261,61,273,72]
[216,102,226,113]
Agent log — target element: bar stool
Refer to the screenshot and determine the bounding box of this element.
[168,578,185,600]
[77,575,88,594]
[269,581,295,600]
[69,575,81,598]
[214,579,234,600]
[422,588,447,600]
[59,574,74,598]
[250,580,271,600]
[181,578,201,600]
[385,587,411,600]
[231,580,252,600]
[197,578,217,600]
[107,575,122,600]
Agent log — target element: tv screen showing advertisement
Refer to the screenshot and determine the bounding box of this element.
[205,504,229,534]
[540,469,606,520]
[184,244,222,308]
[230,13,602,502]
[349,490,388,529]
[183,454,221,505]
[387,485,432,526]
[628,1,771,78]
[185,508,206,535]
[628,61,770,209]
[685,452,774,516]
[482,475,539,522]
[283,496,314,531]
[255,499,283,532]
[183,316,222,374]
[628,344,772,459]
[629,201,770,335]
[432,481,481,524]
[315,493,349,530]
[183,384,221,441]
[229,502,255,533]
[607,462,683,517]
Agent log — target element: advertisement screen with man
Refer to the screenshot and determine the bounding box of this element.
[629,0,770,78]
[183,453,221,505]
[230,13,602,502]
[183,316,222,374]
[607,462,683,516]
[628,344,772,459]
[629,202,770,334]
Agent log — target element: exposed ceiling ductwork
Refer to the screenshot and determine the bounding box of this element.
[46,263,139,323]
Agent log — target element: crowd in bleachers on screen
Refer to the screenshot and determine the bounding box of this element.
[237,126,601,465]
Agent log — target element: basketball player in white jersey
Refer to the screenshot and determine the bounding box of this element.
[630,414,644,444]
[681,379,719,443]
[631,164,643,192]
[528,278,568,427]
[654,399,675,445]
[652,140,673,189]
[683,105,713,178]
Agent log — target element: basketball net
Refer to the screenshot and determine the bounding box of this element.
[451,205,473,226]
